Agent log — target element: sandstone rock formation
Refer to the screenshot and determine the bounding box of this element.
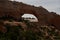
[0,0,60,30]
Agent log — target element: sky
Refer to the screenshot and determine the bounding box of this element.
[22,14,37,18]
[12,0,60,15]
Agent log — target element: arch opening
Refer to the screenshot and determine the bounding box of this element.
[21,13,38,22]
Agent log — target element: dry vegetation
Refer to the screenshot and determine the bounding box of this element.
[0,19,60,40]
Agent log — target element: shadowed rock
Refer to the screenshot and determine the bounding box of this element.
[0,0,60,30]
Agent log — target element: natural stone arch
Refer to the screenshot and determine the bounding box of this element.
[21,13,38,22]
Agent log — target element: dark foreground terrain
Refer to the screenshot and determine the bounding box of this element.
[0,19,60,40]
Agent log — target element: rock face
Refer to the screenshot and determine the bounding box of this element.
[50,15,60,30]
[0,0,9,1]
[0,1,60,30]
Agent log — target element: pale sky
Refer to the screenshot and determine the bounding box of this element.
[11,0,60,15]
[22,14,37,18]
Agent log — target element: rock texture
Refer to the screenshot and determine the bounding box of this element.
[0,0,60,30]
